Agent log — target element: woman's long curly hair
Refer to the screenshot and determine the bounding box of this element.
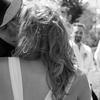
[14,0,75,99]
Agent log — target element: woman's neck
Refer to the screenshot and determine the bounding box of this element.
[20,58,47,74]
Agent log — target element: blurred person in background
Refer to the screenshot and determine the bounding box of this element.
[69,23,100,100]
[69,23,95,74]
[94,25,100,71]
[94,40,100,71]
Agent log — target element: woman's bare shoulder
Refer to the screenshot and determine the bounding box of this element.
[72,68,91,99]
[72,69,90,95]
[74,69,89,86]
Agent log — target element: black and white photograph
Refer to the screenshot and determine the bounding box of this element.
[0,0,100,100]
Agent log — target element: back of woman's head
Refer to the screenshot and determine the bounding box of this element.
[14,0,75,99]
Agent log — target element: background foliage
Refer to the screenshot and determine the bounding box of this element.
[62,0,100,49]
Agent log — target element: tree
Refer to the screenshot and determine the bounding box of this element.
[62,0,85,23]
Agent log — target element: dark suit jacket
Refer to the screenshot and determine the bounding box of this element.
[0,38,15,57]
